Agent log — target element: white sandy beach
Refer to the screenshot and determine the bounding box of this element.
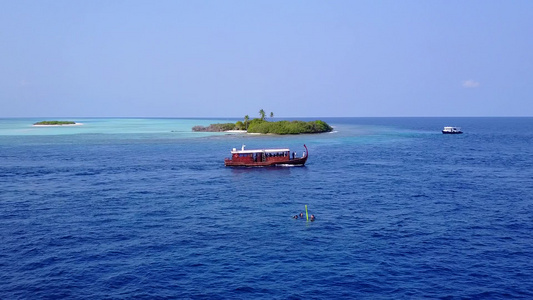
[224,130,247,133]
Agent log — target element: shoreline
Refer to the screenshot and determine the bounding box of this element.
[224,130,262,135]
[224,130,247,133]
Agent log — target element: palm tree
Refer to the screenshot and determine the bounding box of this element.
[244,115,249,130]
[270,112,274,120]
[259,109,266,121]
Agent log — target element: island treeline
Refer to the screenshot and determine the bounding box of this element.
[246,119,332,134]
[192,123,236,132]
[34,121,76,125]
[192,110,333,135]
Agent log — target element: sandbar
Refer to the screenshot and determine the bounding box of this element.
[33,123,84,127]
[224,130,247,133]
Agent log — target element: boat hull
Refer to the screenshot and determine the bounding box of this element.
[225,156,307,167]
[442,131,462,134]
[224,144,308,167]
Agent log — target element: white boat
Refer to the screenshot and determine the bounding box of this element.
[442,126,462,134]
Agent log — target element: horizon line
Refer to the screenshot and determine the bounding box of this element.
[1,115,532,119]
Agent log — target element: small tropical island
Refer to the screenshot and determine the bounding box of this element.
[33,121,77,126]
[193,109,333,135]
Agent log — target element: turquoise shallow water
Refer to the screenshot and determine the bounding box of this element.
[1,117,532,299]
[0,118,239,138]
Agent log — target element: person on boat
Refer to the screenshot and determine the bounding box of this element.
[310,215,315,222]
[292,152,296,159]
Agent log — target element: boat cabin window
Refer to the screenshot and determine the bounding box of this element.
[267,152,288,157]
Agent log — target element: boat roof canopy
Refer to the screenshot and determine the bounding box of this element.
[231,148,290,154]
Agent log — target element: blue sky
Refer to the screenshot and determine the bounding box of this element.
[1,0,531,117]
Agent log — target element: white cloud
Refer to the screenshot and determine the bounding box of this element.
[462,80,480,88]
[18,80,30,87]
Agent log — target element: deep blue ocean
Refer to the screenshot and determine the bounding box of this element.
[1,117,532,299]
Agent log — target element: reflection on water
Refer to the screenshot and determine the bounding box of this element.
[229,165,306,176]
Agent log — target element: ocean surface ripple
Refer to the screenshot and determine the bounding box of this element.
[1,117,532,299]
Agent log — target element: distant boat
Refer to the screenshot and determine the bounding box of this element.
[224,145,308,167]
[442,126,463,134]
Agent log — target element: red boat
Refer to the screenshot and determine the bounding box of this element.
[224,144,308,167]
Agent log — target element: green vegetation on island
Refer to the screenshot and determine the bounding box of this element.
[192,110,333,135]
[246,119,332,134]
[34,121,76,125]
[192,123,237,132]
